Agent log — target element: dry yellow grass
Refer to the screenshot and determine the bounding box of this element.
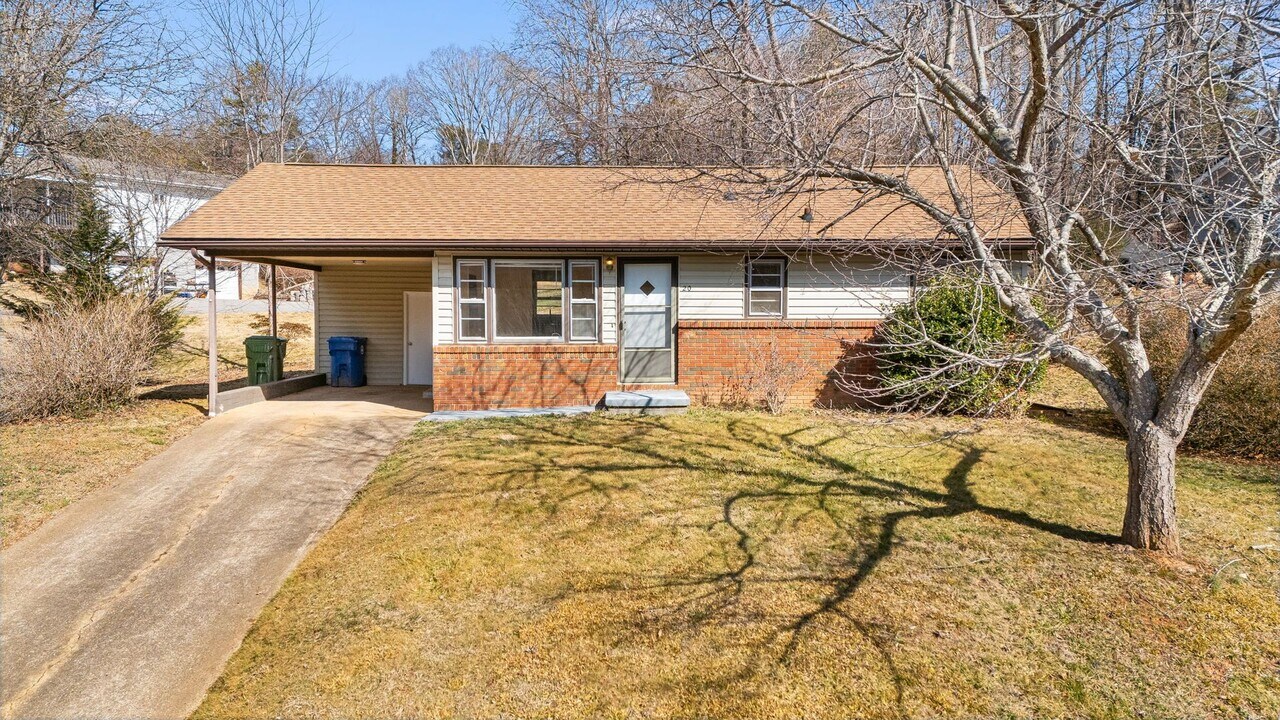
[0,311,315,548]
[197,411,1280,719]
[158,311,316,387]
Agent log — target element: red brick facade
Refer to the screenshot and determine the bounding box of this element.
[432,321,879,411]
[433,344,618,410]
[674,320,878,409]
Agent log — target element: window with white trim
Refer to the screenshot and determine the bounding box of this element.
[568,261,599,341]
[747,258,785,316]
[457,260,487,341]
[455,259,600,343]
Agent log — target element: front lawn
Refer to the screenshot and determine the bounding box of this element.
[197,411,1279,719]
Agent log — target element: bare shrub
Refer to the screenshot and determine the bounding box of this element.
[1147,304,1280,459]
[0,295,167,421]
[728,337,812,415]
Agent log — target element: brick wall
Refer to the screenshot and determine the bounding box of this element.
[433,344,618,410]
[674,320,879,409]
[433,321,879,411]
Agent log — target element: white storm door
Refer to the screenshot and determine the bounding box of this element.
[404,291,433,385]
[620,262,675,383]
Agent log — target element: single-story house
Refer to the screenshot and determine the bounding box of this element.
[158,163,1031,413]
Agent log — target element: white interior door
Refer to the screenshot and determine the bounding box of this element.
[620,262,675,383]
[404,291,433,385]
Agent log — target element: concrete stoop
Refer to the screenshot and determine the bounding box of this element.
[602,390,690,415]
[422,390,691,422]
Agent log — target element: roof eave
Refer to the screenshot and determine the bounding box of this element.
[159,237,1036,253]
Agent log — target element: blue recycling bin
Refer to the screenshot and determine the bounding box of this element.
[327,336,368,387]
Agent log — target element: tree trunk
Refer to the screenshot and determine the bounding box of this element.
[1121,424,1180,553]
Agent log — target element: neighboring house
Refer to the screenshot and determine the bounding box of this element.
[159,163,1031,411]
[9,156,252,299]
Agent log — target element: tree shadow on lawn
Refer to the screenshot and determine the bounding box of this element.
[446,413,1119,702]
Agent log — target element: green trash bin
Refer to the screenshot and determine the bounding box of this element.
[244,335,288,386]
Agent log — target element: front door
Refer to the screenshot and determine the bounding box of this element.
[404,291,433,385]
[620,261,675,383]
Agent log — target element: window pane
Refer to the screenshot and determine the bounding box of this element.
[495,264,563,338]
[571,303,595,320]
[571,263,596,282]
[623,308,670,348]
[750,261,783,289]
[571,281,595,300]
[749,291,782,315]
[460,280,484,300]
[571,317,597,340]
[461,303,485,320]
[458,263,484,283]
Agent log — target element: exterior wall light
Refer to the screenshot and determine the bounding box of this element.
[604,257,616,270]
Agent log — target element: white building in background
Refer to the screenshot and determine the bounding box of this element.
[27,156,258,300]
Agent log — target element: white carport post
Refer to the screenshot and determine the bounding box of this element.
[206,254,219,417]
[267,263,278,337]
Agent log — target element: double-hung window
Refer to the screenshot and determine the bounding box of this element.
[456,259,600,343]
[568,261,599,341]
[747,258,785,316]
[457,261,488,341]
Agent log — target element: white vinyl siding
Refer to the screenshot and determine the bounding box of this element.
[671,253,909,321]
[433,253,454,344]
[314,261,431,385]
[787,255,911,319]
[601,261,618,344]
[677,254,744,319]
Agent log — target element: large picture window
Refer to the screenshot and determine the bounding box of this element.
[747,258,785,316]
[494,260,564,340]
[455,259,600,343]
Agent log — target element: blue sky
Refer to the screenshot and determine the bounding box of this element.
[320,0,516,80]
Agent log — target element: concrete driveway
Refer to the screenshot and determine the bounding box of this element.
[1,386,430,720]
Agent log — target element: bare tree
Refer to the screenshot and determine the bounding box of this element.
[513,0,651,163]
[405,46,548,165]
[194,0,331,170]
[648,0,1279,552]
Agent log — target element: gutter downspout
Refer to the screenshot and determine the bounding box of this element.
[191,250,218,417]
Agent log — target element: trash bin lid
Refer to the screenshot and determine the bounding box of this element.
[245,335,287,350]
[327,336,368,350]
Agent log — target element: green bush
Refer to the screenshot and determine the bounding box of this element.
[878,272,1046,415]
[1146,304,1280,458]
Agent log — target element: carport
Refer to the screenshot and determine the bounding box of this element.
[182,250,434,416]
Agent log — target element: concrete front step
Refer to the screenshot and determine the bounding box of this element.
[603,390,690,414]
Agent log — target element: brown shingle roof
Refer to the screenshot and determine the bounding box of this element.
[159,163,1031,251]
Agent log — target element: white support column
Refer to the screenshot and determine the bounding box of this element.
[268,264,278,337]
[207,255,219,417]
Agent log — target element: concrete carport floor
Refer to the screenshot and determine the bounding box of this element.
[1,386,430,720]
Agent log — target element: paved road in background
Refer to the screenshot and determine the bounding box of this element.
[175,298,313,315]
